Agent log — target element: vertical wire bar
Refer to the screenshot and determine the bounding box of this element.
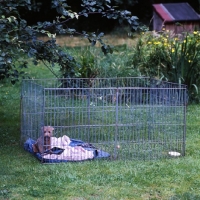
[105,87,108,156]
[175,88,177,153]
[182,87,187,156]
[20,80,24,144]
[114,88,119,159]
[138,79,140,159]
[71,86,75,138]
[101,86,104,150]
[41,86,45,163]
[87,86,91,143]
[171,87,175,152]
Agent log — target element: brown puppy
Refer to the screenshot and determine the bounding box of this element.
[32,126,54,154]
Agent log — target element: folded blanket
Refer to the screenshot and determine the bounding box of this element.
[51,135,71,147]
[24,137,110,163]
[42,135,94,161]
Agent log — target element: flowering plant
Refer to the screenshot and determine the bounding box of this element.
[130,30,200,102]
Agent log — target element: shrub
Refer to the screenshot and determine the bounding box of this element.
[64,46,99,79]
[62,45,140,79]
[129,30,200,102]
[98,44,140,78]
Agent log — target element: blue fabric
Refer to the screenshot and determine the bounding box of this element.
[24,138,110,163]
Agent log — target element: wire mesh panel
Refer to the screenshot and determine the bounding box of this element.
[21,77,187,162]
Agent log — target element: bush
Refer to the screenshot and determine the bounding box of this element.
[98,44,140,78]
[63,46,99,79]
[62,44,140,79]
[129,30,200,102]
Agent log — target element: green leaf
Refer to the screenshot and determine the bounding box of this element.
[192,84,198,94]
[47,33,52,37]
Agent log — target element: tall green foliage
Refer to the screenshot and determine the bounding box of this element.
[130,31,200,102]
[66,46,99,79]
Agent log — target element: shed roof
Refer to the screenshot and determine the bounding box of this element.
[153,3,200,22]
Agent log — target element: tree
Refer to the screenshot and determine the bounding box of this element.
[0,0,139,83]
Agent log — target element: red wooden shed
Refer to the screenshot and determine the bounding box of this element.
[152,3,200,33]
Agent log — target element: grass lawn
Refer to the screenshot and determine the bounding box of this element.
[1,56,200,200]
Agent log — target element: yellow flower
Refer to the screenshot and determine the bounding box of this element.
[183,40,186,43]
[148,41,152,44]
[154,41,161,45]
[188,60,192,63]
[193,31,198,34]
[172,48,175,52]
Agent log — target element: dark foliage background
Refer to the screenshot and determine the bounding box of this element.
[21,0,200,33]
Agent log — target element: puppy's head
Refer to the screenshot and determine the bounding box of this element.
[41,126,54,137]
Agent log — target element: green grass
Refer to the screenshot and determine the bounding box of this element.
[1,59,200,199]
